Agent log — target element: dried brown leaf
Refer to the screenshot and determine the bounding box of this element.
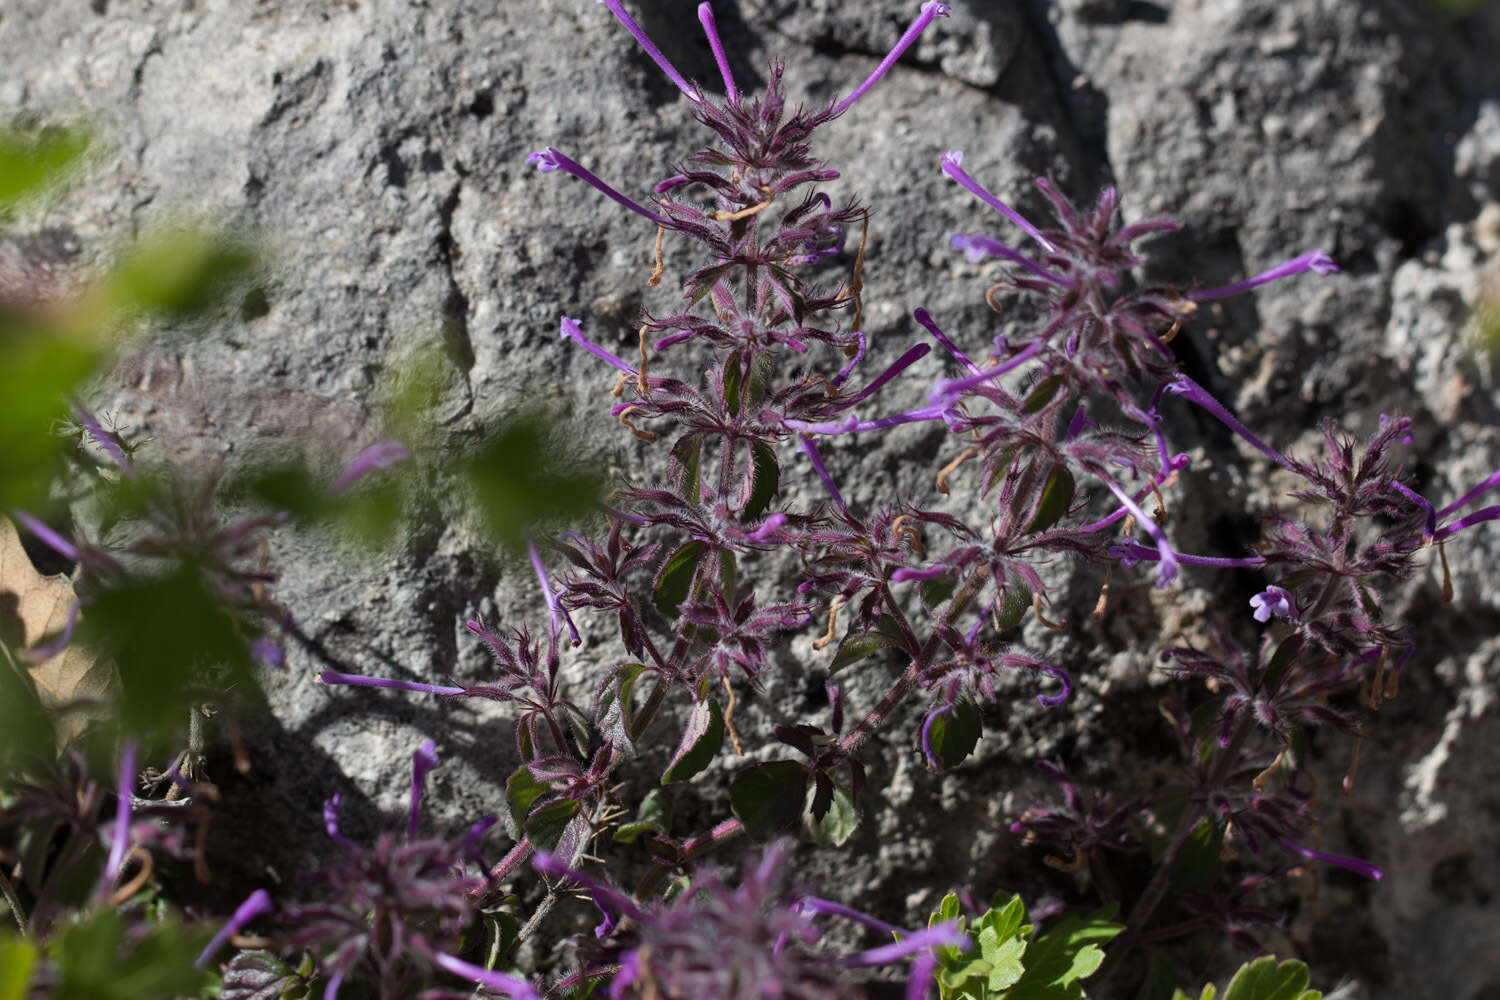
[0,516,117,744]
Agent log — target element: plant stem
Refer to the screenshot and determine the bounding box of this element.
[0,869,26,934]
[1098,716,1251,980]
[633,816,743,902]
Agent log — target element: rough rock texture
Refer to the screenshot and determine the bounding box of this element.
[4,0,1500,995]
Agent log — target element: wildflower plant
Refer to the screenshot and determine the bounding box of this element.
[306,0,1500,993]
[5,1,1499,997]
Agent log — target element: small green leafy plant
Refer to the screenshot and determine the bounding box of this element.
[920,892,1119,1000]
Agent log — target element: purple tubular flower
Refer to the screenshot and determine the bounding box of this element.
[1035,664,1072,707]
[1249,585,1297,623]
[526,147,669,225]
[105,741,137,885]
[1439,468,1500,520]
[430,950,541,999]
[913,307,979,373]
[919,707,948,770]
[907,950,940,1000]
[697,3,737,103]
[529,541,581,646]
[12,510,79,562]
[797,436,850,514]
[72,404,134,475]
[844,343,932,405]
[318,670,465,696]
[840,922,967,967]
[560,316,637,374]
[196,889,274,968]
[328,439,412,496]
[1276,836,1383,880]
[323,795,359,852]
[533,851,647,924]
[831,331,868,385]
[745,512,788,541]
[831,3,951,117]
[795,897,902,936]
[1162,374,1295,471]
[785,404,951,436]
[1099,476,1179,587]
[927,340,1045,404]
[892,565,950,583]
[410,740,440,839]
[1188,250,1339,301]
[949,233,1072,286]
[597,0,701,102]
[1109,539,1265,572]
[940,150,1055,252]
[1391,481,1437,539]
[1437,505,1500,540]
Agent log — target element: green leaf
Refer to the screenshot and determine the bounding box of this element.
[722,351,744,415]
[1009,905,1121,1000]
[730,760,807,839]
[0,127,90,212]
[662,698,724,784]
[463,412,603,554]
[49,908,212,1000]
[107,228,257,319]
[1137,952,1181,1000]
[0,331,105,511]
[615,788,674,843]
[0,935,38,1000]
[804,782,858,847]
[743,439,779,521]
[670,434,704,505]
[1220,957,1319,1000]
[218,950,310,1000]
[828,627,903,675]
[1021,375,1064,415]
[1261,633,1304,693]
[653,540,707,621]
[995,574,1032,631]
[525,799,582,853]
[1025,464,1075,534]
[925,700,981,771]
[505,766,550,840]
[76,563,259,742]
[1170,818,1224,893]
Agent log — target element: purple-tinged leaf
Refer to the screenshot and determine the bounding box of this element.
[662,697,725,784]
[653,539,708,621]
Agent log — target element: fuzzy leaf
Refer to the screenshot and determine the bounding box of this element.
[925,700,981,771]
[662,697,724,784]
[670,434,704,505]
[218,950,308,1000]
[743,439,779,521]
[804,782,859,848]
[526,799,582,853]
[730,760,808,839]
[828,627,902,675]
[1021,374,1064,415]
[995,573,1032,631]
[653,540,707,621]
[1025,464,1075,534]
[505,765,550,839]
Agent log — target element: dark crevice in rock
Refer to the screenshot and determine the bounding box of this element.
[437,179,476,423]
[1015,0,1113,194]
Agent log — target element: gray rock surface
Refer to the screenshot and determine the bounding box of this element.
[4,0,1499,995]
